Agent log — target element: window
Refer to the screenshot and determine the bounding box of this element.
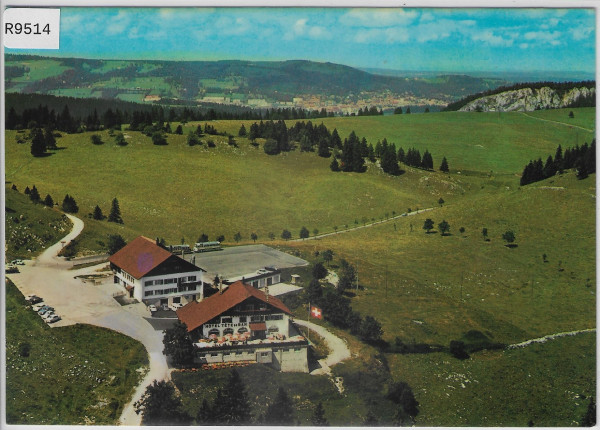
[246,304,254,311]
[261,352,269,357]
[250,315,263,322]
[144,280,153,286]
[144,290,153,297]
[239,316,247,323]
[268,326,279,333]
[155,279,164,285]
[188,276,196,281]
[221,317,232,324]
[270,314,283,321]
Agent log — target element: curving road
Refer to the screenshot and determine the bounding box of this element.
[6,214,168,426]
[294,319,351,373]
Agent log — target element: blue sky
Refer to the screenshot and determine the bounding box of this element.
[7,7,596,73]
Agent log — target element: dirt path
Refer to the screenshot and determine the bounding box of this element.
[507,328,596,349]
[519,112,595,133]
[6,214,168,426]
[291,207,435,242]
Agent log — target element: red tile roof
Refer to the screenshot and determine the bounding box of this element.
[109,236,176,279]
[177,281,292,332]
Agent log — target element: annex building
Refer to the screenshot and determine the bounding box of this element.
[177,280,309,373]
[109,236,206,306]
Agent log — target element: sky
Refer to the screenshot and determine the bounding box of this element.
[6,7,597,73]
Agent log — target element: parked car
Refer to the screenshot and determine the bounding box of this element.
[169,303,184,311]
[148,304,157,313]
[32,303,46,312]
[11,259,25,265]
[44,314,61,324]
[6,264,19,273]
[26,295,43,304]
[38,307,55,316]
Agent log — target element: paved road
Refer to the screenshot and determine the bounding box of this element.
[291,207,436,242]
[6,214,168,426]
[294,319,351,373]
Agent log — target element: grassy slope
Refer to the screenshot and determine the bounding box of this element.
[211,107,596,174]
[5,280,148,425]
[388,332,596,426]
[5,129,453,250]
[5,186,73,261]
[288,172,596,344]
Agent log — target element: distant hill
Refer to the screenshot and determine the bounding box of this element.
[6,54,508,108]
[444,81,596,112]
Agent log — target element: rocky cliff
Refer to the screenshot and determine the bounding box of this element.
[459,86,595,112]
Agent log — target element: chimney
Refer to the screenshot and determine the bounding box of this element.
[156,237,159,246]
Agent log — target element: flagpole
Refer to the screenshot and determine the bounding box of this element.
[307,302,311,343]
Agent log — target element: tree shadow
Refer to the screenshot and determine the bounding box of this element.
[440,233,453,237]
[425,231,438,234]
[505,243,518,248]
[33,153,53,158]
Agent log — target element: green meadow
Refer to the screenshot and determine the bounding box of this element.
[5,280,148,425]
[4,107,595,426]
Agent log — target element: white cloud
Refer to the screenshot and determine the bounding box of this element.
[524,30,562,45]
[284,18,331,41]
[520,43,529,49]
[105,11,131,36]
[472,30,514,47]
[354,27,409,44]
[340,8,418,28]
[571,26,593,41]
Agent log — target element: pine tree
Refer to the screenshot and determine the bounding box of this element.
[264,387,295,425]
[238,124,247,137]
[62,194,79,213]
[211,370,252,424]
[318,138,331,157]
[440,157,449,173]
[134,380,192,425]
[311,402,329,426]
[29,185,41,203]
[44,127,57,149]
[108,198,123,223]
[93,205,104,220]
[162,321,195,367]
[30,128,46,157]
[43,194,54,207]
[330,157,340,172]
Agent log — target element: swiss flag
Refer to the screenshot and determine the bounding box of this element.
[311,306,323,319]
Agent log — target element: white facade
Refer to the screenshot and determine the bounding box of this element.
[113,268,204,305]
[201,313,289,339]
[196,344,309,373]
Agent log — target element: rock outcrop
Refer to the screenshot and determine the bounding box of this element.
[459,86,595,112]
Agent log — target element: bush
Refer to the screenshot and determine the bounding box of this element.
[264,138,280,155]
[19,342,31,358]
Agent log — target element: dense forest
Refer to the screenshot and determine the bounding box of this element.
[520,140,596,185]
[444,80,596,111]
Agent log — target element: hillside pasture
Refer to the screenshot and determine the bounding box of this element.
[287,172,595,345]
[209,108,595,175]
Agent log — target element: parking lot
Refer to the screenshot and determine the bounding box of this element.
[187,244,308,279]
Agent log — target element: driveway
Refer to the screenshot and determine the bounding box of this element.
[6,214,168,426]
[294,319,351,373]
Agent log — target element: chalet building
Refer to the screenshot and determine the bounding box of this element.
[109,236,206,306]
[177,281,309,373]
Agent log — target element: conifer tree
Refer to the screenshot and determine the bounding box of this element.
[43,194,54,207]
[108,198,123,223]
[162,321,195,366]
[238,124,247,137]
[134,380,192,425]
[93,205,104,220]
[264,387,295,425]
[29,185,41,203]
[30,128,46,157]
[211,370,252,424]
[44,127,57,149]
[311,402,329,426]
[330,157,340,172]
[62,195,79,213]
[440,157,449,173]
